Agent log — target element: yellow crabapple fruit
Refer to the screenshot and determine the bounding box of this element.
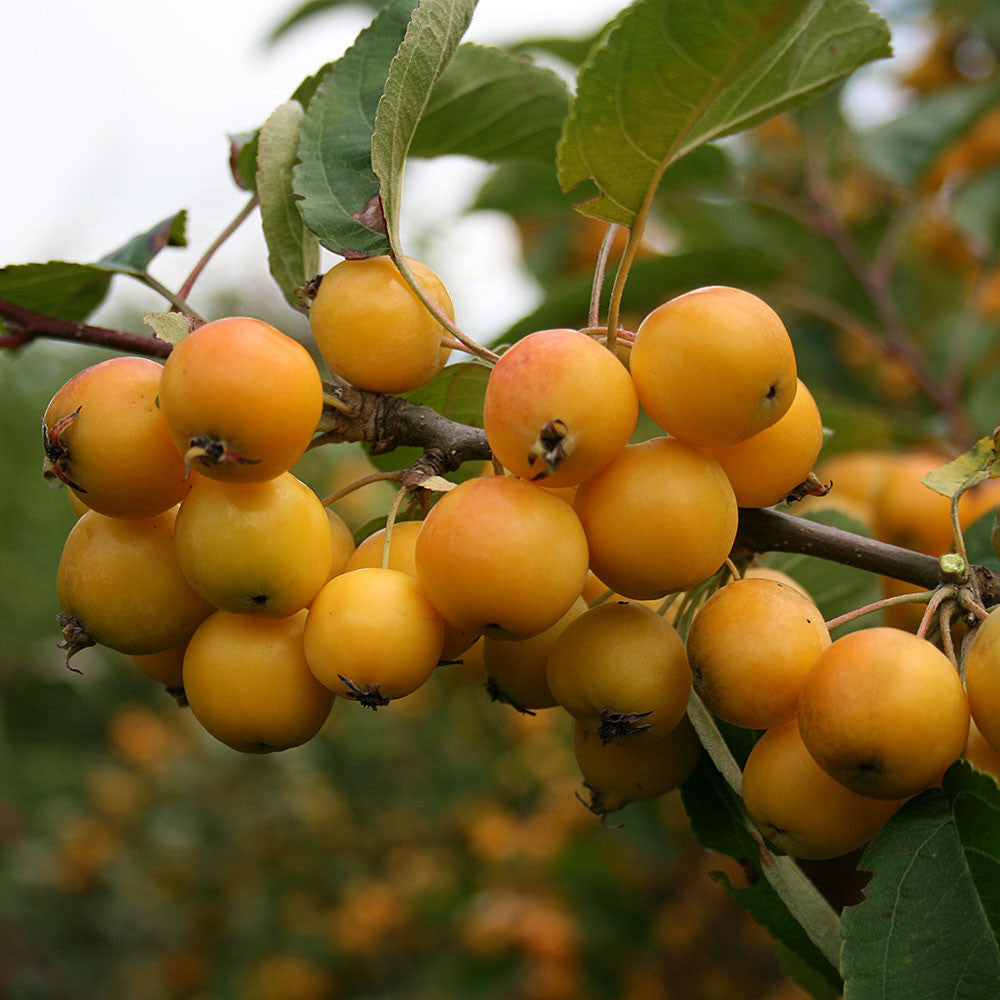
[309,255,453,393]
[345,520,422,577]
[960,605,1000,754]
[415,476,589,640]
[132,639,188,691]
[871,450,956,555]
[158,316,323,482]
[630,286,797,447]
[742,566,812,600]
[174,473,332,617]
[546,602,691,744]
[742,720,904,860]
[965,717,1000,784]
[56,508,213,661]
[304,568,445,706]
[483,597,588,712]
[325,508,356,579]
[573,437,738,600]
[573,715,702,816]
[701,379,824,508]
[686,578,830,729]
[797,627,969,799]
[43,356,191,518]
[483,329,638,487]
[183,610,333,753]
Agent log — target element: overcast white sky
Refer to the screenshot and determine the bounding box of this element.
[0,0,916,341]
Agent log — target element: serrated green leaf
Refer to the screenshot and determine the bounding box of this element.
[0,262,111,323]
[409,44,570,162]
[922,435,998,498]
[491,248,779,347]
[557,0,891,225]
[372,0,478,255]
[143,312,197,345]
[841,762,1000,999]
[96,211,188,275]
[266,0,383,44]
[295,0,418,258]
[681,756,844,989]
[257,101,321,313]
[858,79,1000,188]
[762,509,881,635]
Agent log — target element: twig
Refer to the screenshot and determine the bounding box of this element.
[178,194,259,301]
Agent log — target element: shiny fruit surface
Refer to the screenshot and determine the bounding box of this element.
[183,610,333,753]
[742,720,903,860]
[415,475,589,640]
[174,473,332,618]
[483,597,588,712]
[43,356,191,518]
[483,329,638,487]
[687,578,830,729]
[573,716,702,815]
[159,316,323,482]
[630,286,797,447]
[702,379,824,508]
[304,568,444,704]
[547,602,691,744]
[797,627,969,799]
[309,255,452,393]
[961,605,1000,754]
[57,508,213,656]
[573,437,738,600]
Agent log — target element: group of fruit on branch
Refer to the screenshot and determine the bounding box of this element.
[30,241,1000,851]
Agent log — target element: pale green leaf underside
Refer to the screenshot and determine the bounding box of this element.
[257,101,320,312]
[294,0,418,258]
[557,0,891,225]
[410,43,570,162]
[372,0,478,254]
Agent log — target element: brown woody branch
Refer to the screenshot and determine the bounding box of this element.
[0,299,171,357]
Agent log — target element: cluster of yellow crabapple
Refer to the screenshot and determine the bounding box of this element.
[42,253,998,853]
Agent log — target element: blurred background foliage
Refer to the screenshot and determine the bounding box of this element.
[3,0,1000,996]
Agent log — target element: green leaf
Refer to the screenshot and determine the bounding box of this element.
[510,28,606,67]
[953,165,1000,260]
[230,130,260,192]
[859,79,1000,188]
[95,211,188,276]
[0,262,111,324]
[841,762,1000,998]
[472,161,572,220]
[266,0,383,44]
[372,0,478,254]
[556,0,891,225]
[257,101,321,313]
[922,435,999,498]
[295,0,418,258]
[681,756,844,989]
[491,248,780,347]
[142,311,197,345]
[762,509,881,635]
[409,44,570,162]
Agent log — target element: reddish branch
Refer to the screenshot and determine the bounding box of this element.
[4,304,997,598]
[0,299,171,357]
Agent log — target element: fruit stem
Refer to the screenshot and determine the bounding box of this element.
[949,491,969,564]
[939,601,958,668]
[587,588,614,609]
[916,585,956,640]
[178,193,259,301]
[382,485,410,570]
[589,224,619,330]
[320,470,403,507]
[136,274,205,323]
[389,253,499,365]
[723,557,742,582]
[824,590,934,631]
